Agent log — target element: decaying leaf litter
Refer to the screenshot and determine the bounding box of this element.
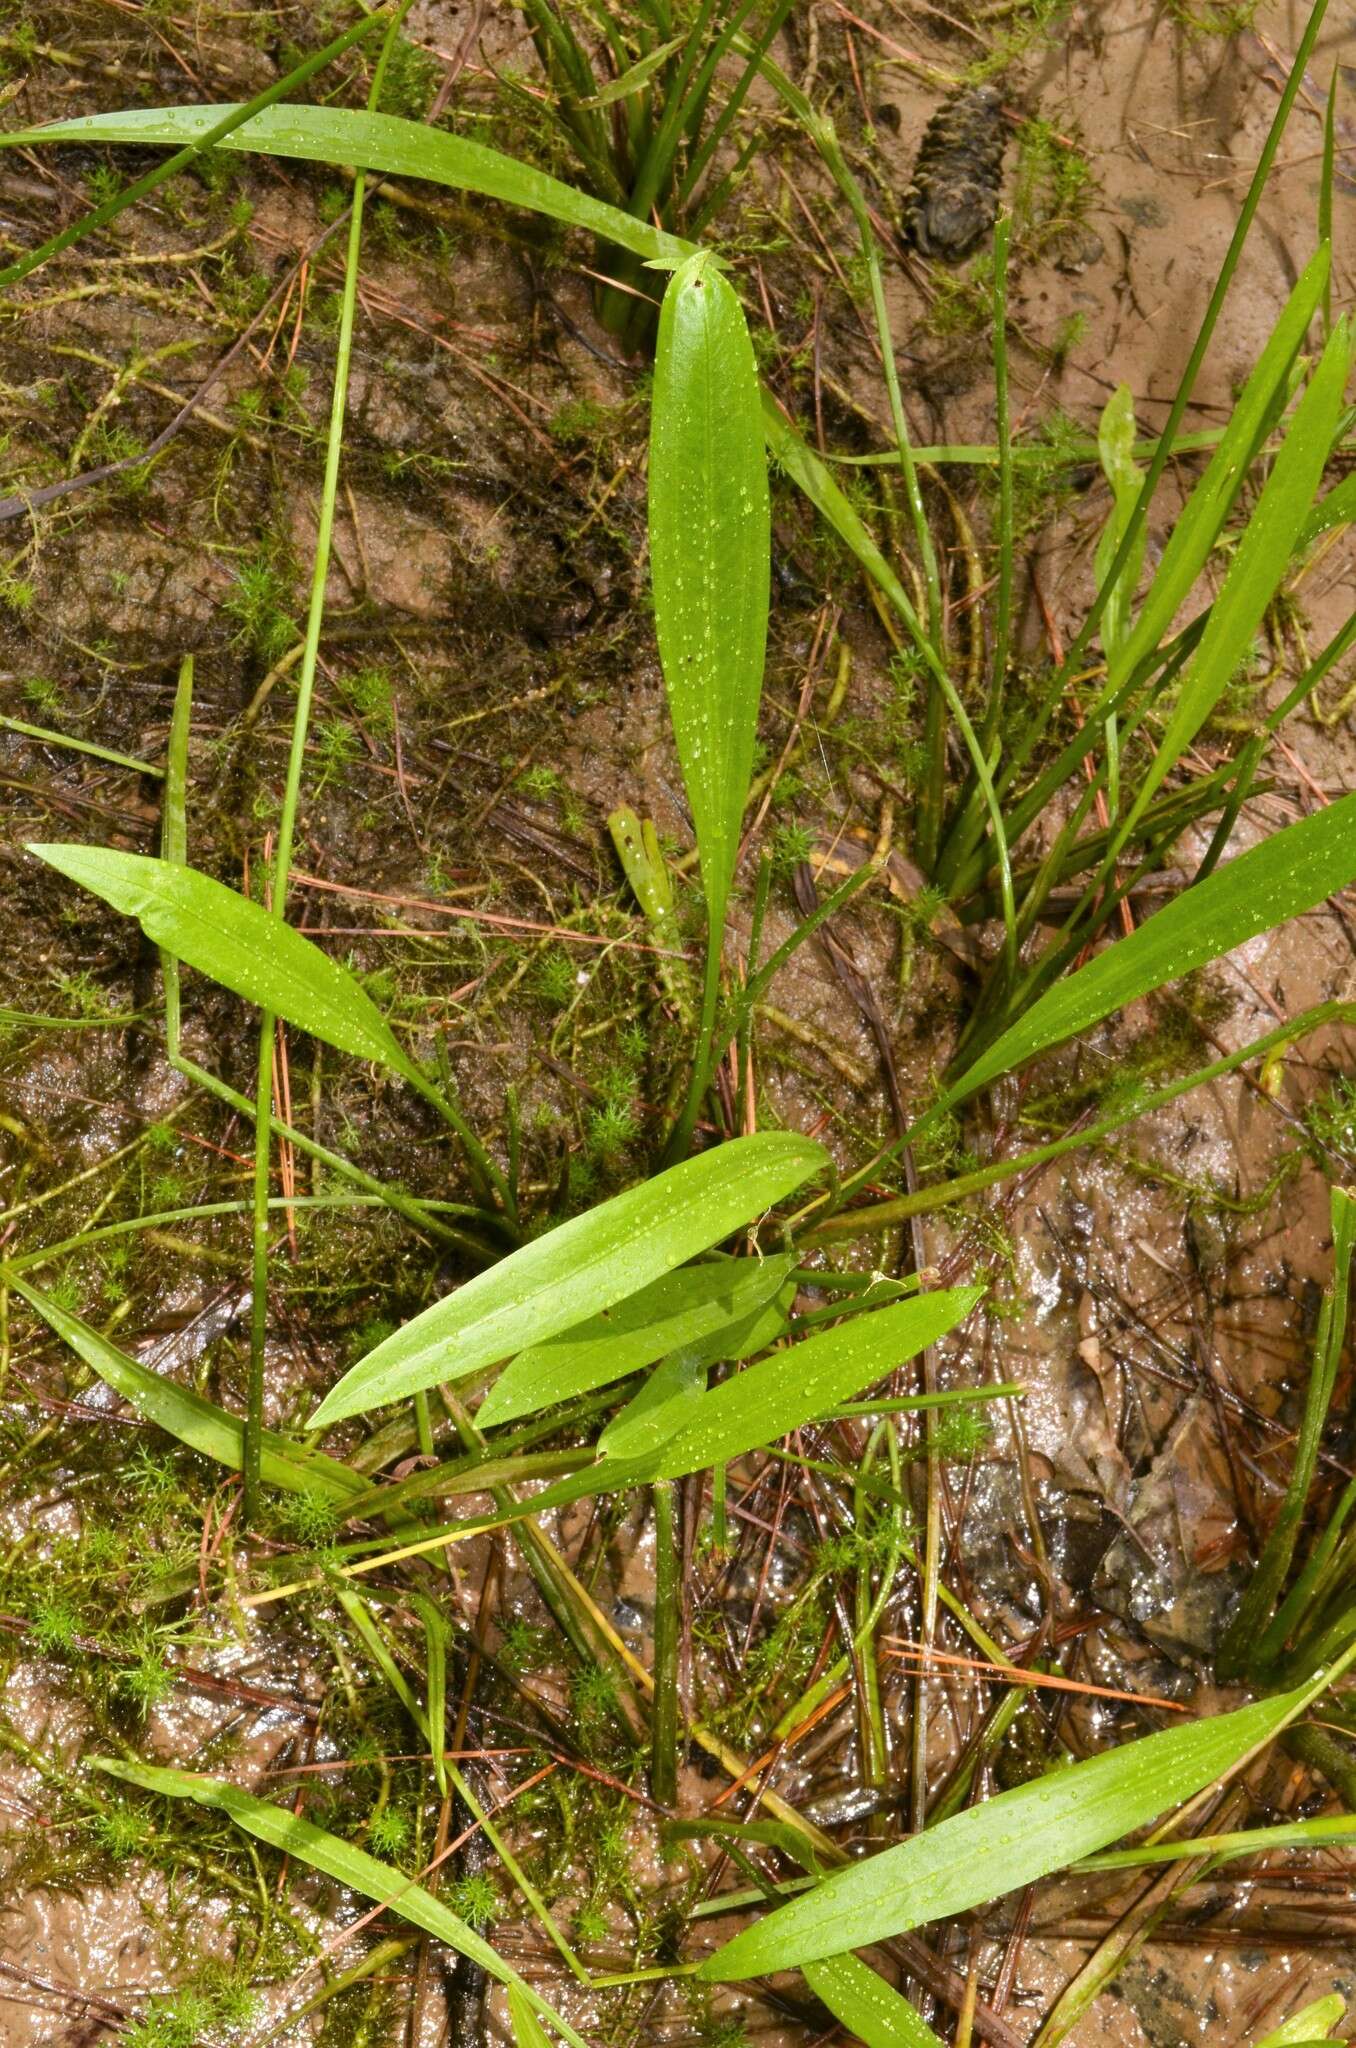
[0,2,1354,2046]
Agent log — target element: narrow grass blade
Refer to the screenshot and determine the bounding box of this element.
[988,244,1330,860]
[1218,1185,1355,1679]
[480,1254,794,1428]
[93,1761,593,2048]
[1093,383,1145,663]
[702,1663,1349,1978]
[11,1276,364,1504]
[1257,1997,1346,2048]
[644,1288,982,1481]
[816,1002,1355,1243]
[8,105,691,265]
[650,249,769,937]
[945,790,1356,1107]
[1319,63,1338,336]
[1079,1813,1356,1872]
[1116,317,1351,845]
[509,1987,555,2048]
[579,34,686,106]
[0,716,163,778]
[336,1588,584,1982]
[310,1133,827,1426]
[28,845,422,1083]
[804,1956,946,2048]
[0,12,388,290]
[761,392,1017,941]
[1039,0,1332,710]
[1296,467,1356,550]
[1105,245,1320,701]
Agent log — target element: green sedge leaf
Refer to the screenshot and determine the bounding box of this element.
[310,1134,827,1427]
[650,250,770,935]
[508,1986,556,2048]
[1296,466,1356,551]
[28,844,419,1082]
[948,789,1356,1105]
[479,1253,793,1429]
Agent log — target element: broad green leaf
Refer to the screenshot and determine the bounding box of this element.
[1256,1998,1346,2048]
[645,1288,982,1481]
[650,250,770,934]
[1121,316,1351,838]
[478,1253,794,1428]
[10,1275,364,1504]
[310,1133,827,1427]
[346,1290,978,1541]
[804,1956,946,2048]
[948,789,1356,1105]
[10,104,689,265]
[1093,383,1145,661]
[93,1760,591,2048]
[578,34,686,106]
[670,1815,944,2044]
[702,1676,1330,1978]
[28,845,420,1082]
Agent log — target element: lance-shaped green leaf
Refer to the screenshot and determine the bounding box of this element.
[479,1254,794,1428]
[947,788,1356,1106]
[596,1345,708,1461]
[8,104,690,265]
[93,1761,592,2048]
[644,1288,981,1481]
[28,845,421,1082]
[649,250,770,936]
[310,1133,827,1427]
[702,1669,1341,1978]
[11,1275,364,1504]
[804,1956,947,2048]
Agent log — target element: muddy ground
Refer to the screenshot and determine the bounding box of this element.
[1,2,1354,2044]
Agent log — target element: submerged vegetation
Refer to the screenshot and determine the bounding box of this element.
[0,0,1353,2043]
